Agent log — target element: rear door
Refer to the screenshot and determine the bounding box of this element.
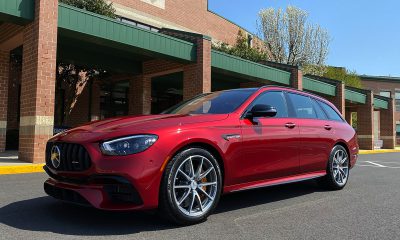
[237,91,300,184]
[286,93,332,174]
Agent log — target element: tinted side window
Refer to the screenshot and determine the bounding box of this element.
[251,91,288,118]
[311,98,327,120]
[318,101,343,121]
[287,93,317,119]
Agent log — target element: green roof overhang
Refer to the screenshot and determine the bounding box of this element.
[373,96,389,109]
[58,3,196,62]
[211,50,291,85]
[0,0,34,25]
[303,76,336,96]
[345,88,367,104]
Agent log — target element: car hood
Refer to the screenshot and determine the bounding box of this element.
[51,114,229,143]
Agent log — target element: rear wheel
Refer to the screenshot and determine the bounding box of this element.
[318,145,350,190]
[159,147,222,225]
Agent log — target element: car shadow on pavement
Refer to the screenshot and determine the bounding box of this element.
[0,180,324,236]
[215,180,324,214]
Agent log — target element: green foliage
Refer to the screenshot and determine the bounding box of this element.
[302,64,327,77]
[323,66,362,88]
[212,30,268,62]
[60,0,116,18]
[351,112,358,129]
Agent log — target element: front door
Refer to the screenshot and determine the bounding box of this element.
[237,91,300,184]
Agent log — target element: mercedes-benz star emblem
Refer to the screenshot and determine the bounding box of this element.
[50,145,61,169]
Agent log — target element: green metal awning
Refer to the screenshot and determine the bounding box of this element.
[345,89,367,104]
[211,50,291,85]
[58,3,196,62]
[374,97,389,109]
[0,0,34,25]
[303,76,336,96]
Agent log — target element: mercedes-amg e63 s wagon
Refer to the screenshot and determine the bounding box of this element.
[44,86,358,225]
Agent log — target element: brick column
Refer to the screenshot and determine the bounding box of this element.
[331,82,345,116]
[379,98,396,149]
[129,75,151,115]
[19,0,58,163]
[183,37,211,100]
[290,68,303,90]
[356,91,374,150]
[0,51,10,152]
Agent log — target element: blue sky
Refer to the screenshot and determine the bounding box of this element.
[208,0,400,77]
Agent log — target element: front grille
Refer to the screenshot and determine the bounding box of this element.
[46,142,92,171]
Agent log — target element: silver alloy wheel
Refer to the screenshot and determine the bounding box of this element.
[172,155,218,217]
[332,149,349,186]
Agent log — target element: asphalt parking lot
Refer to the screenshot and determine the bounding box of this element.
[1,153,400,240]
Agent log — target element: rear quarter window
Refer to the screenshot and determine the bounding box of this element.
[318,100,343,121]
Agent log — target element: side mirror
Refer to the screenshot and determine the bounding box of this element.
[246,104,277,119]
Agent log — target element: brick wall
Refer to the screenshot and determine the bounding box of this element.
[362,79,400,123]
[129,74,152,115]
[183,38,211,100]
[356,91,374,150]
[290,68,303,90]
[0,51,9,151]
[64,80,90,127]
[112,0,246,45]
[19,0,58,163]
[380,98,396,148]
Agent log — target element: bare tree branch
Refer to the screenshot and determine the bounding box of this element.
[257,6,330,68]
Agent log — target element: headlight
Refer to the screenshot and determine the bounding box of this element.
[100,135,158,156]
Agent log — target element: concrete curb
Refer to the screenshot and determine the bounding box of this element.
[0,164,45,175]
[359,150,400,155]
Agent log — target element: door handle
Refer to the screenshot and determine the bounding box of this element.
[324,125,332,130]
[285,122,296,129]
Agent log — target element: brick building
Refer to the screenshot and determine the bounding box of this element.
[0,0,397,163]
[361,75,400,144]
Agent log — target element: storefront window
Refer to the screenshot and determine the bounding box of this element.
[100,82,129,119]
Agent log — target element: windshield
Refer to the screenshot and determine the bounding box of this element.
[162,89,257,115]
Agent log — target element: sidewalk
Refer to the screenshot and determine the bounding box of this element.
[0,151,44,175]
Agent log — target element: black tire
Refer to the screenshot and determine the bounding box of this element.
[317,145,350,190]
[159,147,222,225]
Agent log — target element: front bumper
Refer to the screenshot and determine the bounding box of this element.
[44,166,148,211]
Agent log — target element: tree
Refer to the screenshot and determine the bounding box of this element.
[60,0,116,18]
[323,66,362,88]
[258,6,330,67]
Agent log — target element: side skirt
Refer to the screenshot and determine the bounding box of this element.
[223,171,326,193]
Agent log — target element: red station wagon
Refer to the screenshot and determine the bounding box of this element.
[44,86,358,225]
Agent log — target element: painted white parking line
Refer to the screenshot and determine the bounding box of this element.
[365,161,386,167]
[357,161,400,169]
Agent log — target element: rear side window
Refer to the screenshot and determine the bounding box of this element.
[311,98,327,120]
[287,93,317,119]
[250,91,288,118]
[318,101,343,121]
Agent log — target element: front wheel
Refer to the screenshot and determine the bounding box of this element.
[317,145,350,190]
[159,147,222,225]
